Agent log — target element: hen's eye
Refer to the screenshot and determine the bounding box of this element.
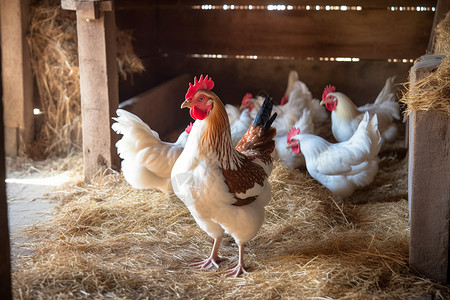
[199,96,204,102]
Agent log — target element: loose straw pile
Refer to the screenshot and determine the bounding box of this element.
[10,153,450,299]
[401,12,450,117]
[27,0,144,158]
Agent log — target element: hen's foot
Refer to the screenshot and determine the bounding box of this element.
[225,264,247,277]
[189,256,227,270]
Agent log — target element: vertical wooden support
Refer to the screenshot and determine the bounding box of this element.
[408,55,450,284]
[0,81,12,299]
[62,0,120,182]
[0,0,34,157]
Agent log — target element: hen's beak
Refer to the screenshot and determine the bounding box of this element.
[286,144,293,149]
[181,100,191,109]
[319,99,326,106]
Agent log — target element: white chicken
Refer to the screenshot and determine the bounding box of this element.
[280,70,300,105]
[281,70,328,126]
[241,94,283,118]
[171,75,277,277]
[112,110,192,192]
[273,109,314,169]
[226,99,255,146]
[241,78,327,138]
[225,103,241,125]
[320,77,399,144]
[288,80,329,126]
[239,69,298,119]
[286,112,381,198]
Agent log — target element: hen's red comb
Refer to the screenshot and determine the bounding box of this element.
[185,75,214,100]
[322,85,336,100]
[241,93,253,105]
[280,94,289,106]
[287,127,300,143]
[185,122,193,134]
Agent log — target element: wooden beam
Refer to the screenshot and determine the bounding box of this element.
[115,3,434,61]
[116,0,438,9]
[62,0,120,182]
[142,56,411,107]
[0,0,34,156]
[408,54,450,284]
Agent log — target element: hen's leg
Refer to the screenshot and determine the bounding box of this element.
[190,237,226,269]
[225,243,247,277]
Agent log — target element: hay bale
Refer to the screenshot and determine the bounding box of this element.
[27,0,144,159]
[435,11,450,56]
[10,157,450,299]
[116,30,145,81]
[401,12,450,117]
[27,0,81,158]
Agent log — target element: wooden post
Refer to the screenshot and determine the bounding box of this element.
[408,55,450,284]
[62,0,120,182]
[0,0,34,157]
[0,94,12,299]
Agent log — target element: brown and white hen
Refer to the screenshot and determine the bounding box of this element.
[171,75,277,277]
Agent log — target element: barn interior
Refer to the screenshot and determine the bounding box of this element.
[1,0,450,299]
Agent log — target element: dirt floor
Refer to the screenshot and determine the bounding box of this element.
[6,155,83,260]
[7,171,57,259]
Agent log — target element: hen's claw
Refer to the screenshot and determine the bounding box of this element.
[225,264,247,277]
[189,256,227,270]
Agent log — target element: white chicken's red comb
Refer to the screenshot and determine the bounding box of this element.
[322,85,336,100]
[280,94,289,106]
[287,127,300,143]
[185,75,215,100]
[241,93,253,105]
[185,122,193,134]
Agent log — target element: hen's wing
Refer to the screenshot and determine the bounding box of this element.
[112,109,184,191]
[236,95,277,162]
[223,96,277,201]
[314,112,380,176]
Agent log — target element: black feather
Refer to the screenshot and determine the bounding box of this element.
[266,112,277,130]
[254,94,277,131]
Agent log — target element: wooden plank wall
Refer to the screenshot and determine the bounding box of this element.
[114,0,435,129]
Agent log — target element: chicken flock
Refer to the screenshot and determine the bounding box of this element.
[112,72,400,276]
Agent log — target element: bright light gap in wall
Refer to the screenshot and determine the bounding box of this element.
[193,4,435,12]
[388,58,415,63]
[5,174,72,186]
[194,5,362,11]
[189,54,415,63]
[33,108,43,115]
[389,6,435,12]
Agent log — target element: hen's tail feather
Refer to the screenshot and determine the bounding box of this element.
[254,94,277,130]
[373,76,396,105]
[373,76,401,120]
[266,113,277,130]
[367,114,382,155]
